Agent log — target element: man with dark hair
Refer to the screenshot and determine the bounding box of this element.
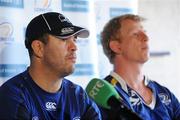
[0,12,102,120]
[100,14,180,120]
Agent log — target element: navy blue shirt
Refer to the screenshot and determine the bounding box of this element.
[0,69,102,120]
[100,72,180,120]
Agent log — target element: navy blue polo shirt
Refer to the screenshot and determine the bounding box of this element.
[0,69,102,120]
[100,72,180,120]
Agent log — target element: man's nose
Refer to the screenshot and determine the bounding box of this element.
[68,39,77,51]
[140,31,149,42]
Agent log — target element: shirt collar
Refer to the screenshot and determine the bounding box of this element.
[110,71,128,93]
[110,71,150,93]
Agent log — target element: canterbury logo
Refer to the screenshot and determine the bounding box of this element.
[61,27,74,35]
[45,102,56,111]
[73,117,80,120]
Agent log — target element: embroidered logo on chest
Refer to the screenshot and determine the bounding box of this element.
[45,102,57,111]
[158,93,171,105]
[73,116,80,120]
[32,116,39,120]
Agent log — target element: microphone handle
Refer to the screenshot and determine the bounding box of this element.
[108,96,143,120]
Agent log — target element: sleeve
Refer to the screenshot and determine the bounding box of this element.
[98,106,114,120]
[79,89,102,120]
[0,84,30,119]
[81,102,102,120]
[157,83,180,120]
[170,92,180,120]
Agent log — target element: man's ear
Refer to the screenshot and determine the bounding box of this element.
[109,40,122,54]
[31,40,44,58]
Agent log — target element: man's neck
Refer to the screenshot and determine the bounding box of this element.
[113,60,144,89]
[28,64,62,93]
[113,59,153,105]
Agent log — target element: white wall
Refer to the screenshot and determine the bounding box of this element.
[138,0,180,99]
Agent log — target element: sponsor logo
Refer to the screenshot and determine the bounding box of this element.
[73,117,80,120]
[158,93,171,105]
[129,90,141,106]
[110,8,133,18]
[34,0,52,11]
[32,116,39,120]
[62,0,89,12]
[61,27,74,35]
[0,21,14,42]
[96,34,100,45]
[45,102,56,111]
[0,64,27,77]
[73,64,94,76]
[58,14,71,23]
[0,0,24,8]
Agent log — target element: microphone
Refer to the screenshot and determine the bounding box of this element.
[86,78,121,109]
[86,78,142,120]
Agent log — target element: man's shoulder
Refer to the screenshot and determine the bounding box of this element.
[62,78,87,96]
[148,79,179,102]
[63,78,84,90]
[62,78,92,102]
[0,71,27,96]
[148,80,170,92]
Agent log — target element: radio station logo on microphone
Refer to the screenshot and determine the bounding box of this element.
[0,0,24,8]
[0,21,14,42]
[110,7,133,18]
[34,0,52,11]
[88,80,104,99]
[62,0,89,12]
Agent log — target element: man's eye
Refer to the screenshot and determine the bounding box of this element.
[73,36,77,42]
[133,33,139,37]
[62,38,68,41]
[74,38,77,43]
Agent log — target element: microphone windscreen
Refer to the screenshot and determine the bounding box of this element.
[86,78,121,109]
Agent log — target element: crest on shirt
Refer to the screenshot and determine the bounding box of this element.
[129,90,141,106]
[158,93,171,105]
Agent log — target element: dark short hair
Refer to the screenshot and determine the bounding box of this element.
[26,33,49,58]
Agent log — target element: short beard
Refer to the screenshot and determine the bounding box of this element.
[61,67,75,78]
